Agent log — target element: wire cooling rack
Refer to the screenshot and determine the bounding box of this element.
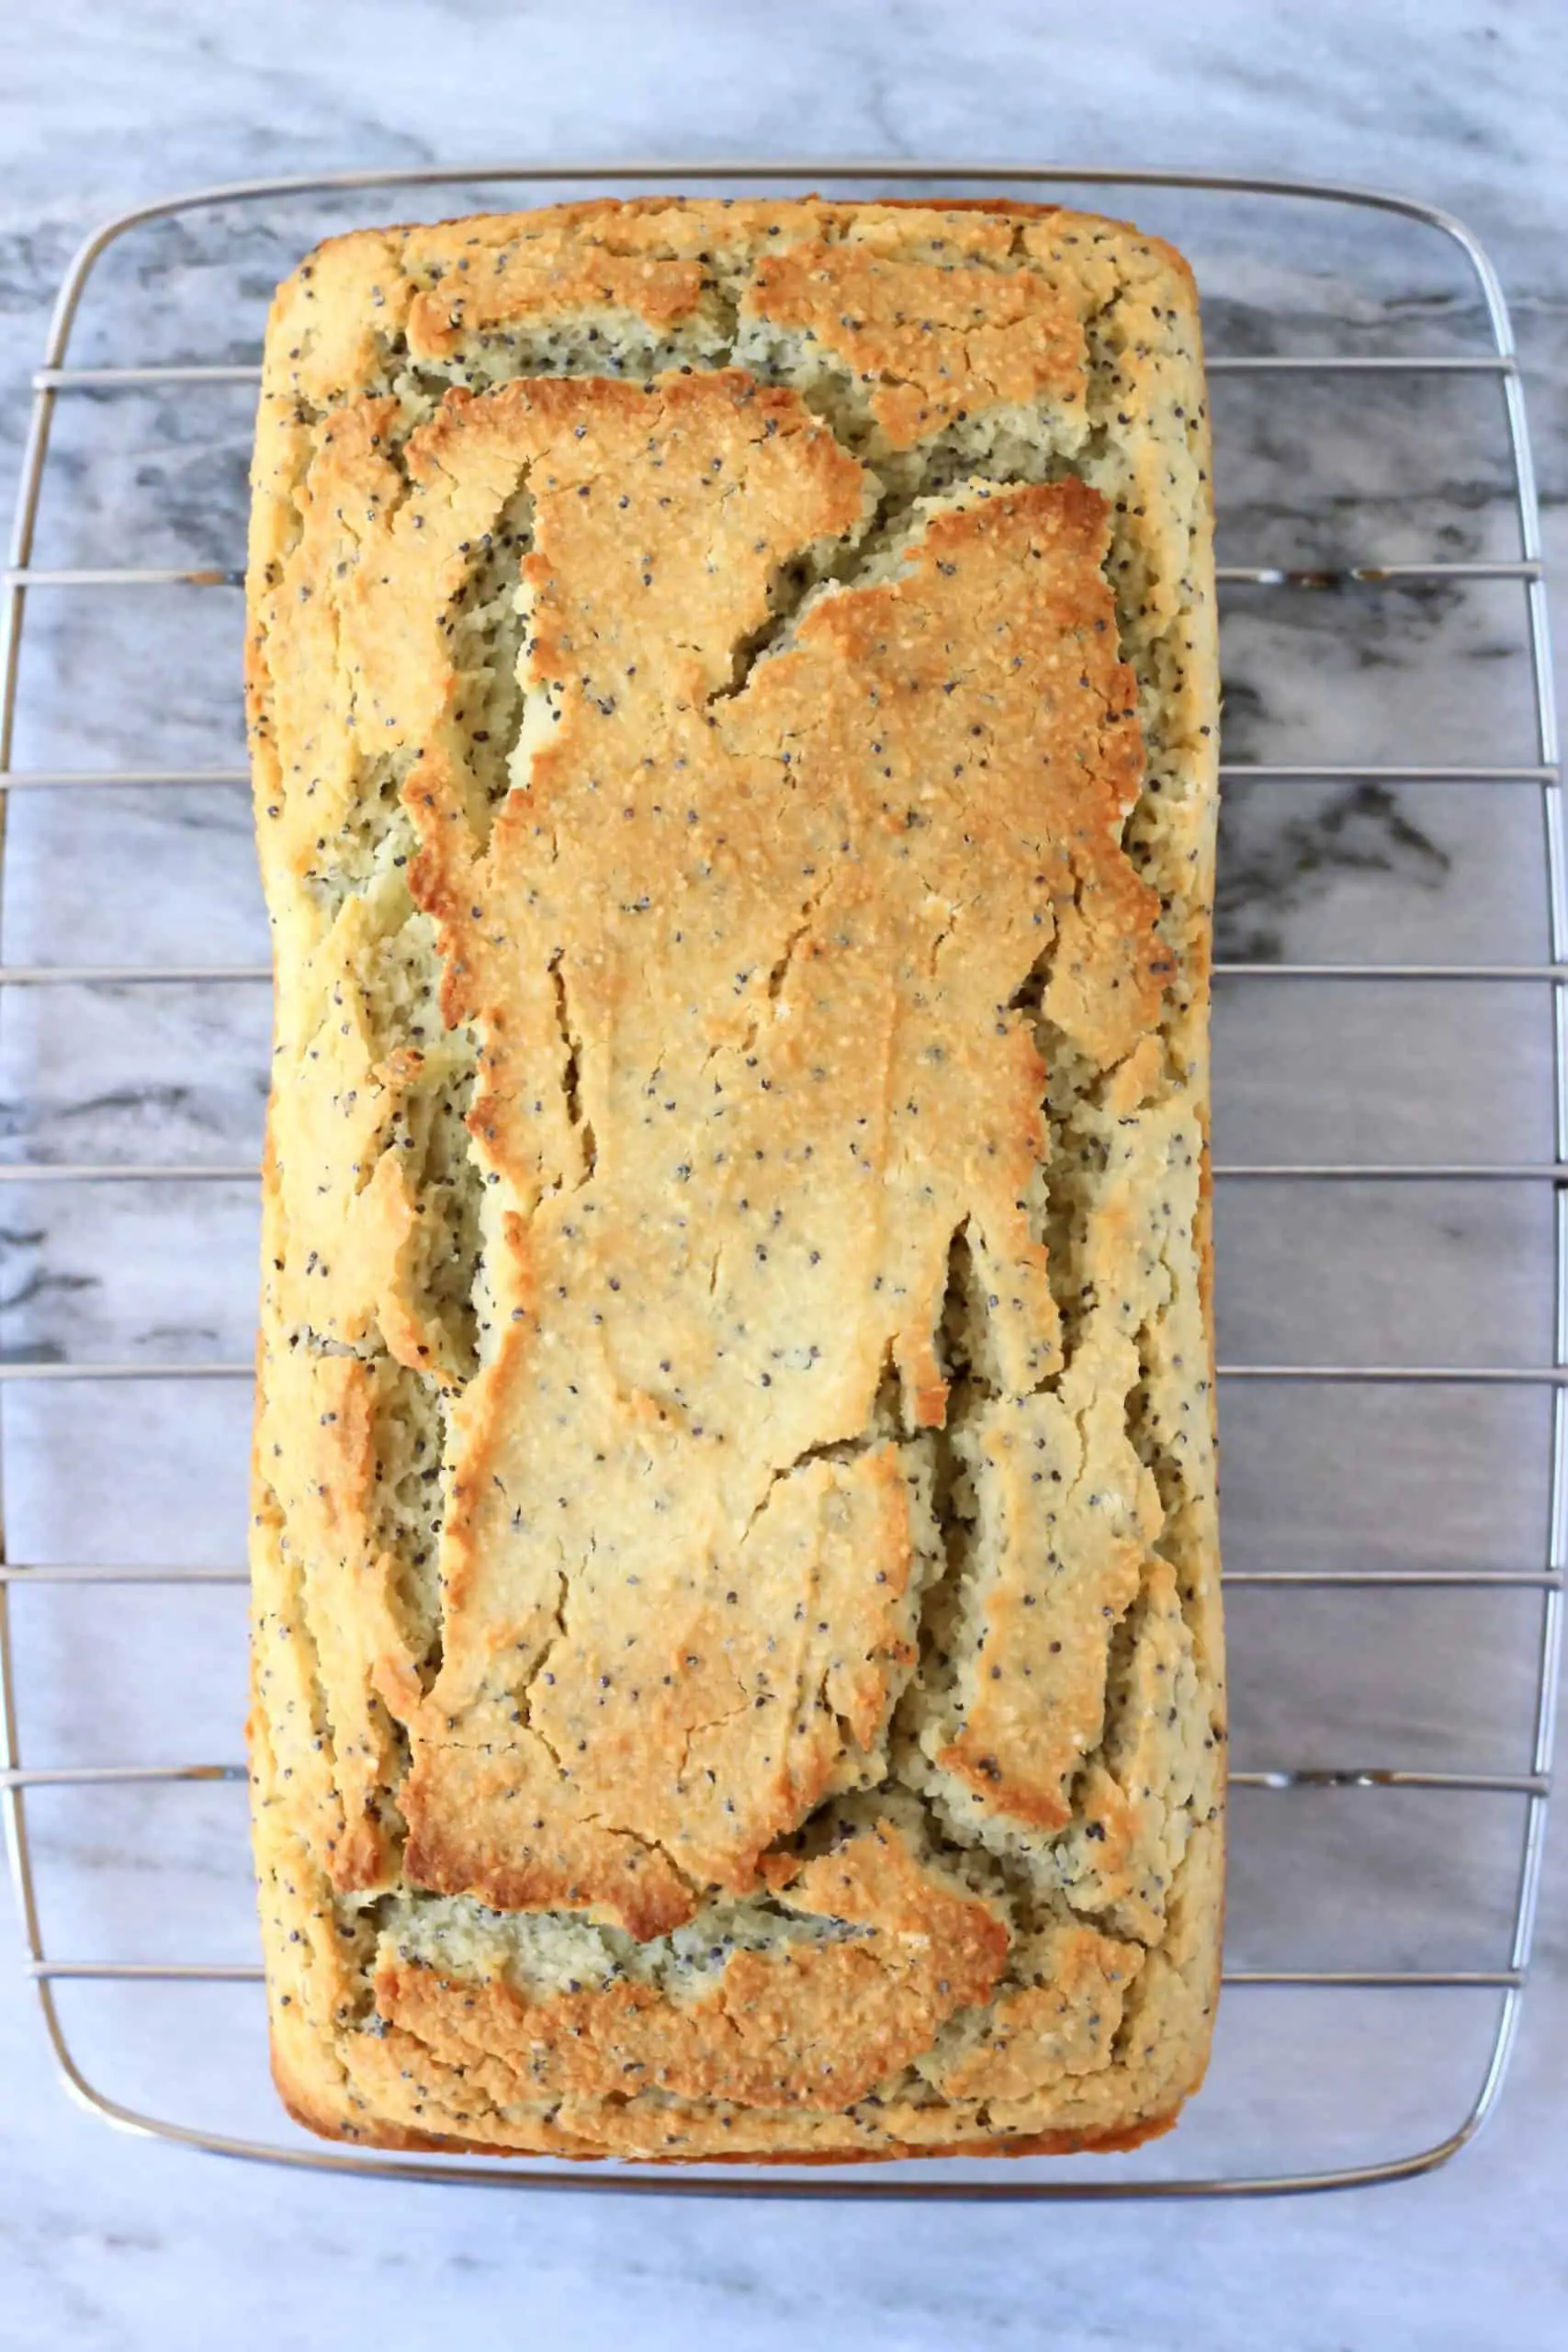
[0,164,1561,2200]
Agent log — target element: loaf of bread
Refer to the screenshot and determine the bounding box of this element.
[245,195,1224,2163]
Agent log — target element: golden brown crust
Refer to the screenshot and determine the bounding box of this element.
[743,235,1087,447]
[247,195,1222,2165]
[272,2030,1183,2166]
[368,1815,1006,2120]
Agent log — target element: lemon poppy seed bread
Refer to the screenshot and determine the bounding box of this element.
[245,195,1224,2162]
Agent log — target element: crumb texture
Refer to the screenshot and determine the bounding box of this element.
[246,195,1222,2162]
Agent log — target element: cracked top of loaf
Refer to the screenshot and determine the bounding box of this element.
[244,195,1224,2165]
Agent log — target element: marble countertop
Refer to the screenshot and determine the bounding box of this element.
[2,3,1565,2345]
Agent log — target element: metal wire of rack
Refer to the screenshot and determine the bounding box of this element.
[0,163,1560,2199]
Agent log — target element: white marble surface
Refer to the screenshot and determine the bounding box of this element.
[2,2,1567,2345]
